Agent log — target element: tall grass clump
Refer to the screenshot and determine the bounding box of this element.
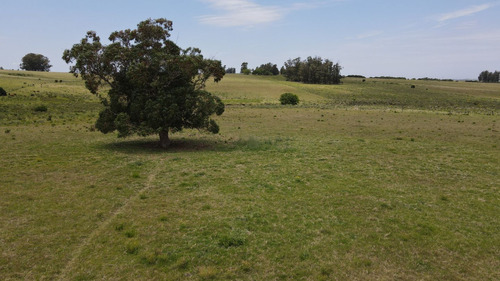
[33,105,48,112]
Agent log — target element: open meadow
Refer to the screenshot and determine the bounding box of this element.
[0,70,499,280]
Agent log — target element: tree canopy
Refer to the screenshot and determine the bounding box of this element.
[252,63,279,76]
[478,70,500,83]
[63,18,225,148]
[283,56,342,84]
[20,53,52,71]
[225,67,236,74]
[240,62,250,75]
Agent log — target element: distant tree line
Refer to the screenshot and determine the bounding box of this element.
[252,62,279,76]
[371,76,407,80]
[417,77,454,82]
[283,56,342,84]
[478,70,499,83]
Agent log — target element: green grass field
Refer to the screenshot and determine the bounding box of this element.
[1,70,499,280]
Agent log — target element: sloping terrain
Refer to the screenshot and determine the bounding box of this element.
[1,71,499,280]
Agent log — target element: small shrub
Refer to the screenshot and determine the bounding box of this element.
[411,85,416,89]
[0,87,6,96]
[34,105,48,112]
[280,93,299,105]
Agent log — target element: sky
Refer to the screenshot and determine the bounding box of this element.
[1,0,499,79]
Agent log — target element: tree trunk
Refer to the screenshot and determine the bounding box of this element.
[159,130,170,148]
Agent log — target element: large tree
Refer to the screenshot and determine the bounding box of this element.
[63,18,225,148]
[20,53,52,71]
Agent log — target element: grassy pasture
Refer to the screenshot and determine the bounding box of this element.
[0,70,499,280]
[207,75,499,114]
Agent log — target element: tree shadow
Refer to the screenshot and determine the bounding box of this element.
[99,137,228,155]
[98,135,289,155]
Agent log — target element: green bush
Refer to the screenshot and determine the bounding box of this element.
[0,87,6,96]
[279,93,299,105]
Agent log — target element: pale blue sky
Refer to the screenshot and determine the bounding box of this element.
[1,0,499,79]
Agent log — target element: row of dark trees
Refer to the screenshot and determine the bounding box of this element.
[252,63,280,76]
[225,67,236,74]
[283,57,342,84]
[230,57,342,84]
[17,52,341,84]
[478,70,499,83]
[13,51,498,85]
[239,62,279,76]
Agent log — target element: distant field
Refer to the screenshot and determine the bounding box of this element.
[0,70,499,280]
[208,74,499,113]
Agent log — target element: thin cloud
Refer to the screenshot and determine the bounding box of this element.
[198,0,341,27]
[437,3,496,22]
[356,30,383,40]
[199,0,283,27]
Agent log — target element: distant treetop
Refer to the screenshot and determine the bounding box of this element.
[283,56,342,84]
[478,70,500,83]
[371,76,407,80]
[20,53,51,72]
[252,63,279,76]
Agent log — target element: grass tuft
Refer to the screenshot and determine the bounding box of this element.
[218,234,246,248]
[198,266,218,280]
[33,105,48,112]
[125,240,140,255]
